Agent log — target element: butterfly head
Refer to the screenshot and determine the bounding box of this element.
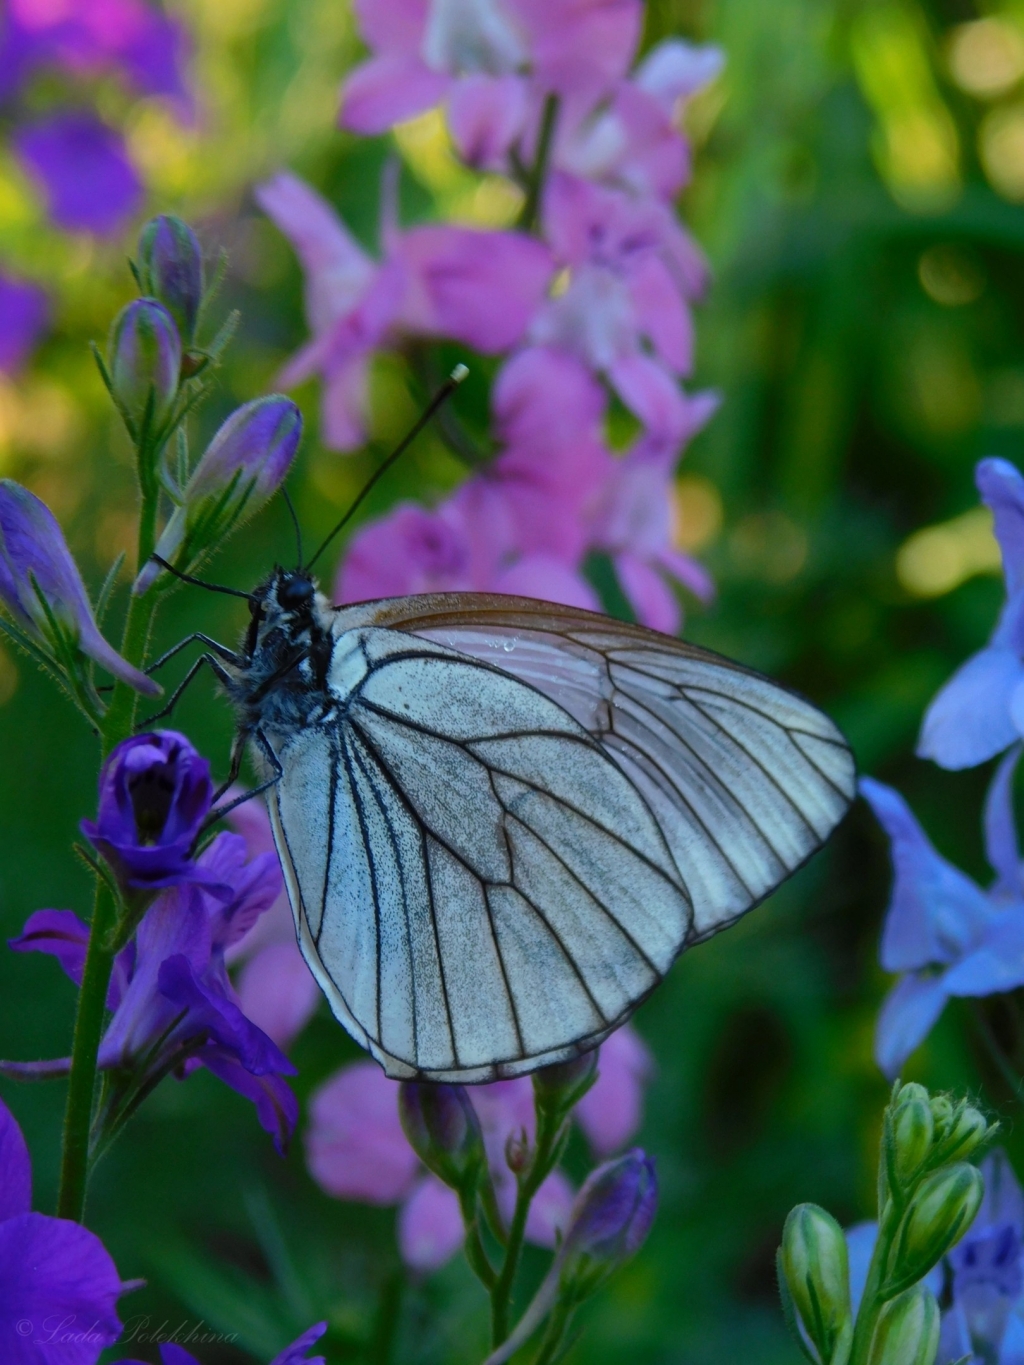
[245,567,330,661]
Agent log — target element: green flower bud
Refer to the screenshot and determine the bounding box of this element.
[399,1082,485,1192]
[533,1048,598,1118]
[864,1285,939,1365]
[929,1094,954,1130]
[894,1163,983,1287]
[939,1104,990,1162]
[892,1093,934,1186]
[780,1204,852,1364]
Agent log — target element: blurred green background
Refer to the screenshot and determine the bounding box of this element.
[3,0,1024,1359]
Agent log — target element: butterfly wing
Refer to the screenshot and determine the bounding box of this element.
[270,596,854,1083]
[268,627,691,1083]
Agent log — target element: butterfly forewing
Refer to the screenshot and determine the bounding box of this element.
[268,594,855,1082]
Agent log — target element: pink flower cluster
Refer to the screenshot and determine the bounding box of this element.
[306,1025,652,1272]
[258,0,721,632]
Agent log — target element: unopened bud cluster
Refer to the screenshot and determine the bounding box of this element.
[778,1081,994,1365]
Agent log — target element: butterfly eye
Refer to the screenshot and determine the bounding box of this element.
[279,576,314,611]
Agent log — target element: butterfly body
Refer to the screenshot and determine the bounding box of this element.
[224,570,856,1084]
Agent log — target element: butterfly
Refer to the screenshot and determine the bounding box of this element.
[169,569,855,1085]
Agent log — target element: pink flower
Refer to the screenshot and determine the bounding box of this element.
[340,0,642,169]
[336,347,611,610]
[531,172,708,439]
[256,170,552,450]
[557,39,724,199]
[305,1024,650,1273]
[224,794,321,1050]
[588,395,719,633]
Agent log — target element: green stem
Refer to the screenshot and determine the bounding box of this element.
[969,1000,1024,1106]
[848,1203,897,1365]
[459,1187,498,1291]
[56,513,160,1220]
[516,95,559,236]
[490,1113,562,1347]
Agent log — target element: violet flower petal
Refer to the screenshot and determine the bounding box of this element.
[614,550,680,633]
[874,972,950,1079]
[0,277,47,374]
[0,1096,31,1222]
[397,1175,464,1272]
[943,915,1024,997]
[0,481,158,696]
[575,1024,652,1157]
[269,1321,328,1365]
[985,747,1023,897]
[918,644,1024,769]
[0,1211,124,1362]
[197,1048,299,1156]
[447,73,529,169]
[197,833,282,952]
[525,1169,575,1248]
[306,1061,419,1204]
[14,113,142,237]
[979,457,1024,600]
[860,777,994,971]
[235,942,320,1050]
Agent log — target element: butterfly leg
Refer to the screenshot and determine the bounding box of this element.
[144,632,244,675]
[203,727,283,826]
[137,652,235,729]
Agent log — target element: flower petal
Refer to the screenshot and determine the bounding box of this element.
[14,112,142,237]
[943,914,1024,997]
[576,1024,652,1156]
[340,56,449,134]
[614,551,680,633]
[492,554,599,609]
[978,457,1024,601]
[397,1175,464,1271]
[986,746,1023,898]
[234,941,320,1049]
[874,972,949,1079]
[447,74,529,169]
[0,1096,31,1221]
[0,276,47,374]
[525,1169,575,1247]
[198,1047,299,1156]
[306,1062,419,1203]
[918,646,1024,770]
[353,0,428,57]
[860,776,994,971]
[634,39,724,108]
[269,1321,329,1365]
[0,1211,124,1362]
[627,254,694,373]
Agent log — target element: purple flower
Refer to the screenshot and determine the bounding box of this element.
[0,276,48,374]
[0,1095,130,1363]
[12,832,296,1153]
[14,112,142,237]
[138,397,302,593]
[305,1023,651,1273]
[256,170,552,450]
[117,1321,327,1365]
[560,1147,657,1267]
[529,172,708,439]
[80,732,216,893]
[938,1150,1024,1364]
[861,759,1024,1077]
[0,480,157,697]
[919,458,1024,770]
[0,0,190,104]
[339,0,642,156]
[107,299,182,438]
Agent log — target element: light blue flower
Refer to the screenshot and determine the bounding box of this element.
[861,752,1024,1077]
[919,458,1024,770]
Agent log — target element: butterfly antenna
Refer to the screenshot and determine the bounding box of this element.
[305,364,469,572]
[149,554,256,601]
[281,485,303,568]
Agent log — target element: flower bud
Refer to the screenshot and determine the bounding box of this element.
[505,1128,529,1174]
[559,1149,657,1294]
[894,1163,984,1287]
[939,1104,990,1162]
[892,1092,934,1186]
[399,1083,484,1192]
[137,215,204,345]
[779,1204,852,1363]
[864,1285,939,1365]
[0,479,157,696]
[138,396,301,592]
[533,1048,598,1118]
[108,298,181,437]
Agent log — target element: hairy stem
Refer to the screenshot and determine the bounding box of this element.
[57,511,160,1220]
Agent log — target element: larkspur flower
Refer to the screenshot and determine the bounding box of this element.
[305,1023,650,1272]
[0,1095,131,1363]
[256,170,552,450]
[919,458,1024,770]
[530,172,709,439]
[339,0,643,160]
[137,396,303,593]
[0,480,158,698]
[11,831,297,1152]
[861,756,1024,1078]
[14,112,143,237]
[118,1320,327,1365]
[0,276,48,374]
[81,732,218,894]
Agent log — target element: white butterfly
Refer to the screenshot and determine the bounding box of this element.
[197,574,854,1084]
